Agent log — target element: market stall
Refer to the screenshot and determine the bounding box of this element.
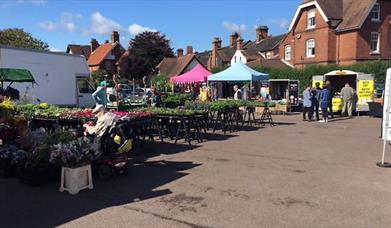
[208,61,269,99]
[312,70,375,113]
[268,79,300,113]
[170,64,211,84]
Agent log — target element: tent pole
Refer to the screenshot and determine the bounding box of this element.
[250,80,253,99]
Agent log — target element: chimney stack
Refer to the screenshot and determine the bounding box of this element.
[256,26,269,42]
[186,46,193,55]
[111,31,120,43]
[230,32,239,48]
[212,37,222,51]
[177,48,184,57]
[236,36,244,50]
[90,38,99,52]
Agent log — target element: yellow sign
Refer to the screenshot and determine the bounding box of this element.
[358,80,374,105]
[332,97,343,111]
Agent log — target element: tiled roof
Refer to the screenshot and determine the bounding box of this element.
[300,0,376,32]
[66,44,91,59]
[247,58,291,69]
[196,51,211,67]
[217,46,237,62]
[87,42,118,66]
[157,54,201,77]
[245,34,286,53]
[336,0,376,31]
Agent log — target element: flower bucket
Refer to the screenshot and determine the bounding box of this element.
[60,164,93,195]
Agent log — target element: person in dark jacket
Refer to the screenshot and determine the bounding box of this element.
[311,82,321,121]
[325,80,334,119]
[319,86,331,123]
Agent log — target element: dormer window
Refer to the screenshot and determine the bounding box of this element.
[371,2,380,21]
[307,9,316,29]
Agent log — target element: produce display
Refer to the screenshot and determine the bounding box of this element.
[162,94,192,108]
[138,107,207,116]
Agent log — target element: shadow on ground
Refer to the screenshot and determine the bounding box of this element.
[0,143,202,227]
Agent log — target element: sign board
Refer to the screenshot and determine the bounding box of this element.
[358,80,374,105]
[288,80,299,106]
[382,68,391,141]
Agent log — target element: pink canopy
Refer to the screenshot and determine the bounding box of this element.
[171,64,212,83]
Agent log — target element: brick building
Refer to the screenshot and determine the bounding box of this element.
[66,31,125,74]
[280,0,391,68]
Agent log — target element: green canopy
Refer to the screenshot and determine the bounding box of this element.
[0,68,35,82]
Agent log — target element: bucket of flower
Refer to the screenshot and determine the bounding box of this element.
[48,133,96,195]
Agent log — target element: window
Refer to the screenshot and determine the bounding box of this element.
[306,39,316,58]
[370,32,380,53]
[307,9,316,29]
[372,3,380,21]
[285,45,292,61]
[77,79,95,94]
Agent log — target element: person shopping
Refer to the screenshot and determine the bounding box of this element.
[312,82,321,121]
[302,85,313,121]
[340,83,355,118]
[92,81,108,106]
[319,86,331,123]
[233,85,242,100]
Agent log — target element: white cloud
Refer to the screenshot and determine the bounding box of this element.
[91,12,122,35]
[270,18,290,29]
[223,21,248,34]
[128,24,157,36]
[39,21,56,31]
[39,12,81,32]
[49,47,63,52]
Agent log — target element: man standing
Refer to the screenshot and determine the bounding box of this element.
[340,83,355,118]
[311,82,321,121]
[92,81,107,106]
[302,85,313,121]
[233,85,242,100]
[325,80,334,119]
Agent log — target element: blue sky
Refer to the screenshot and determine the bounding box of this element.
[0,0,301,52]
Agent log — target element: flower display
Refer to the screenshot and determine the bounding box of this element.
[49,137,96,168]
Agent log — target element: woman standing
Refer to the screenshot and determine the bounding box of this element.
[302,85,313,121]
[319,86,331,123]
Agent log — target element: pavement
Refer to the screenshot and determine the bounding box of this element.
[1,115,391,228]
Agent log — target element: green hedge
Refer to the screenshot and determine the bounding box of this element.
[253,60,391,92]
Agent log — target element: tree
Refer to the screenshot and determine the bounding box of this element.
[125,31,174,79]
[0,28,49,50]
[90,69,108,87]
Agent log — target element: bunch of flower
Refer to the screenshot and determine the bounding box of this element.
[0,97,15,117]
[60,109,94,120]
[49,137,95,168]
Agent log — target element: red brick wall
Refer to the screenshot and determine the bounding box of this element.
[279,6,336,68]
[336,31,358,65]
[280,0,391,68]
[356,0,391,61]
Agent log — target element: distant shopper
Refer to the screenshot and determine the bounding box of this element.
[311,82,322,120]
[319,86,331,123]
[242,85,249,100]
[302,85,313,121]
[340,83,355,118]
[151,86,162,107]
[92,81,107,106]
[325,80,334,119]
[234,85,242,100]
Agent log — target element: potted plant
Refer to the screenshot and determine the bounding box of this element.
[49,135,95,194]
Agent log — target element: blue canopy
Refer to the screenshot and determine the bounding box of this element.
[208,61,269,82]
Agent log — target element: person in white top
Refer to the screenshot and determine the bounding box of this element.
[233,85,242,100]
